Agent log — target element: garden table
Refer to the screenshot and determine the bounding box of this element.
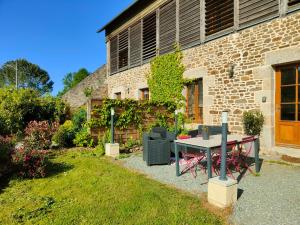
[174,134,259,179]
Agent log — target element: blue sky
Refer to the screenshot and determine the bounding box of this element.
[0,0,133,95]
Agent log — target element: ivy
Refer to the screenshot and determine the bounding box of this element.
[147,46,185,107]
[88,99,176,131]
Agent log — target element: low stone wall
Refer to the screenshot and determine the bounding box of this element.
[62,65,108,110]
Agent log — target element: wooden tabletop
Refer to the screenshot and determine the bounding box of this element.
[175,134,251,148]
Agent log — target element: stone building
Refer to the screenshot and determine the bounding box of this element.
[98,0,300,153]
[62,65,107,110]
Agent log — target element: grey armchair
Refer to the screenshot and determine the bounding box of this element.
[143,127,175,166]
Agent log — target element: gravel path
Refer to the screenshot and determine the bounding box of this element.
[122,154,300,225]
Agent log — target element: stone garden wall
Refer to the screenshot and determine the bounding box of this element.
[105,12,300,151]
[62,65,108,110]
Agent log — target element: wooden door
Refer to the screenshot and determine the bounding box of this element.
[186,79,203,123]
[275,65,300,148]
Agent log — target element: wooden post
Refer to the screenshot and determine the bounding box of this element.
[280,0,288,17]
[200,0,205,43]
[234,0,239,31]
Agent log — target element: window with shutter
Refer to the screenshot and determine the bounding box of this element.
[205,0,234,36]
[288,0,300,7]
[179,0,200,48]
[239,0,278,28]
[130,22,142,67]
[118,30,128,70]
[143,12,157,61]
[159,0,176,55]
[110,36,118,74]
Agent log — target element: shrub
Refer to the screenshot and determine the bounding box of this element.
[12,147,48,178]
[0,136,14,162]
[95,143,105,156]
[73,128,94,147]
[52,120,76,148]
[24,121,59,150]
[0,87,69,135]
[72,108,87,132]
[242,110,265,136]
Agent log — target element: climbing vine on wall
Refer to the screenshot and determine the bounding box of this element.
[88,98,177,131]
[147,46,186,107]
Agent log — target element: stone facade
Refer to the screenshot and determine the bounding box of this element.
[62,65,108,109]
[106,12,300,152]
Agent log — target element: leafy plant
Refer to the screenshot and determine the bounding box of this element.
[73,128,94,147]
[147,46,185,107]
[24,121,59,150]
[11,147,49,178]
[71,108,87,132]
[84,87,93,97]
[52,121,76,148]
[0,87,69,135]
[242,111,264,136]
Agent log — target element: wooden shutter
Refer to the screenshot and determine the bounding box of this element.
[143,12,157,61]
[110,36,118,74]
[118,30,128,70]
[179,0,200,48]
[288,0,300,7]
[239,0,279,28]
[205,0,234,36]
[130,22,142,67]
[159,0,176,55]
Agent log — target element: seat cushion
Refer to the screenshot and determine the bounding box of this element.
[149,132,162,140]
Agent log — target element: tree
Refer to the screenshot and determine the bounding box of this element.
[0,59,53,94]
[58,68,89,96]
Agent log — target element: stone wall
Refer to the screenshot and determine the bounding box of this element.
[106,12,300,151]
[62,65,108,109]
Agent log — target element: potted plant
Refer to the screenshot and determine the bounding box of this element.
[177,130,191,140]
[202,125,210,140]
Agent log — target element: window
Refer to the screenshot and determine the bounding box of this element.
[239,0,278,28]
[159,0,176,55]
[110,36,118,74]
[143,12,157,61]
[139,88,149,100]
[288,0,300,7]
[205,0,234,36]
[130,22,142,67]
[186,79,203,123]
[114,92,122,100]
[179,0,201,48]
[118,30,128,70]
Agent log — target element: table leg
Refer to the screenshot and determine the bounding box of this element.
[175,143,180,177]
[254,138,260,173]
[207,148,212,179]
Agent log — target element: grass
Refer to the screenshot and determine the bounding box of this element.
[0,149,223,225]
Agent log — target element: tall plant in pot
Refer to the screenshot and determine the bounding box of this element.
[242,111,264,136]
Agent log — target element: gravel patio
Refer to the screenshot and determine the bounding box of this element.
[121,154,300,225]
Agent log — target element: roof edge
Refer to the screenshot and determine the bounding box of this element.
[97,0,142,33]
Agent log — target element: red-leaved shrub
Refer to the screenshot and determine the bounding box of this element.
[11,146,48,178]
[24,121,59,150]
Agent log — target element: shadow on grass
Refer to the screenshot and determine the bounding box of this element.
[0,174,10,194]
[46,162,74,178]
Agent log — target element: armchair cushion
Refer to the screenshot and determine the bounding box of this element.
[149,132,162,140]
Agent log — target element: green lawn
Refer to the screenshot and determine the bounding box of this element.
[0,149,223,225]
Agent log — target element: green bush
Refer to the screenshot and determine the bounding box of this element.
[0,87,69,135]
[95,143,105,156]
[72,108,87,132]
[52,120,76,148]
[73,128,94,147]
[242,110,264,136]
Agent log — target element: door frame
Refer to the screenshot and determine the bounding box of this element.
[275,65,300,148]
